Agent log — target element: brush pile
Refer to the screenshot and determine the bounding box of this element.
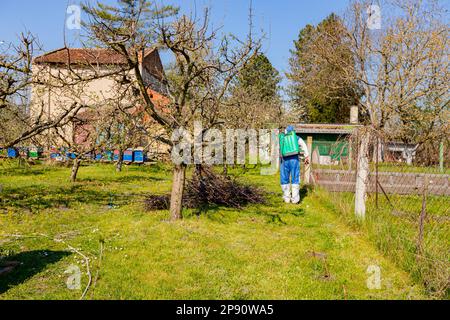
[144,166,266,211]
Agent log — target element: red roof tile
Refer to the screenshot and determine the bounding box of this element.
[33,47,157,65]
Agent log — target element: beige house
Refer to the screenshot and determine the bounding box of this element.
[31,47,170,157]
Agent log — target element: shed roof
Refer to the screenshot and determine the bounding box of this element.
[293,123,361,135]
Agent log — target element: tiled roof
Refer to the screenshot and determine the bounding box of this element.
[33,47,156,65]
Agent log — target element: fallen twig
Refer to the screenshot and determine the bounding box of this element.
[90,239,104,299]
[0,232,92,300]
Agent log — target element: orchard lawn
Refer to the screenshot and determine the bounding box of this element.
[0,161,425,299]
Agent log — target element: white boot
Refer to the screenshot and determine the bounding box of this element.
[281,184,291,203]
[291,184,300,204]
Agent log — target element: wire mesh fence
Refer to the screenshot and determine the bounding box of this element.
[309,128,449,298]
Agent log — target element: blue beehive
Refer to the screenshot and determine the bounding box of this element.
[67,152,77,160]
[123,149,133,163]
[113,150,120,161]
[7,148,18,158]
[133,149,145,164]
[105,150,113,162]
[95,153,103,161]
[49,147,59,160]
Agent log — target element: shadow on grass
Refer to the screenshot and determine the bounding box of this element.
[195,185,313,225]
[246,185,312,223]
[194,203,222,217]
[197,204,228,223]
[81,174,166,184]
[300,185,312,203]
[1,184,139,212]
[268,214,287,225]
[200,203,290,225]
[0,167,53,177]
[288,208,306,217]
[0,250,70,294]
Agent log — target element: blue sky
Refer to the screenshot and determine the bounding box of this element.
[0,0,352,83]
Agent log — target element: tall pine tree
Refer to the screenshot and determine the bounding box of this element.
[234,53,281,102]
[287,14,360,123]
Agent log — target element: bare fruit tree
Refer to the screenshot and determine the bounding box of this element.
[350,0,448,218]
[0,33,83,148]
[31,45,142,181]
[302,0,449,218]
[82,0,260,220]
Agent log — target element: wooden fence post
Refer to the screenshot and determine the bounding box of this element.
[375,136,379,208]
[305,136,313,184]
[417,178,428,257]
[348,136,353,171]
[355,130,370,220]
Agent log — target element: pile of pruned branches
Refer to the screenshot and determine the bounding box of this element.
[144,166,266,211]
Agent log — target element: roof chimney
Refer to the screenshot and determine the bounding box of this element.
[350,105,359,124]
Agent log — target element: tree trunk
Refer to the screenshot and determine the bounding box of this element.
[116,150,123,172]
[355,131,370,220]
[18,157,26,168]
[372,138,383,163]
[194,164,203,177]
[222,163,228,176]
[304,136,313,184]
[70,158,81,183]
[169,163,187,220]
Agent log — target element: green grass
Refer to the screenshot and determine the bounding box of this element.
[0,161,427,299]
[315,189,449,299]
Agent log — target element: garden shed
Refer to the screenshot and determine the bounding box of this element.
[293,123,361,165]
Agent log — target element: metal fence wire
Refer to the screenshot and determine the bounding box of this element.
[309,128,449,298]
